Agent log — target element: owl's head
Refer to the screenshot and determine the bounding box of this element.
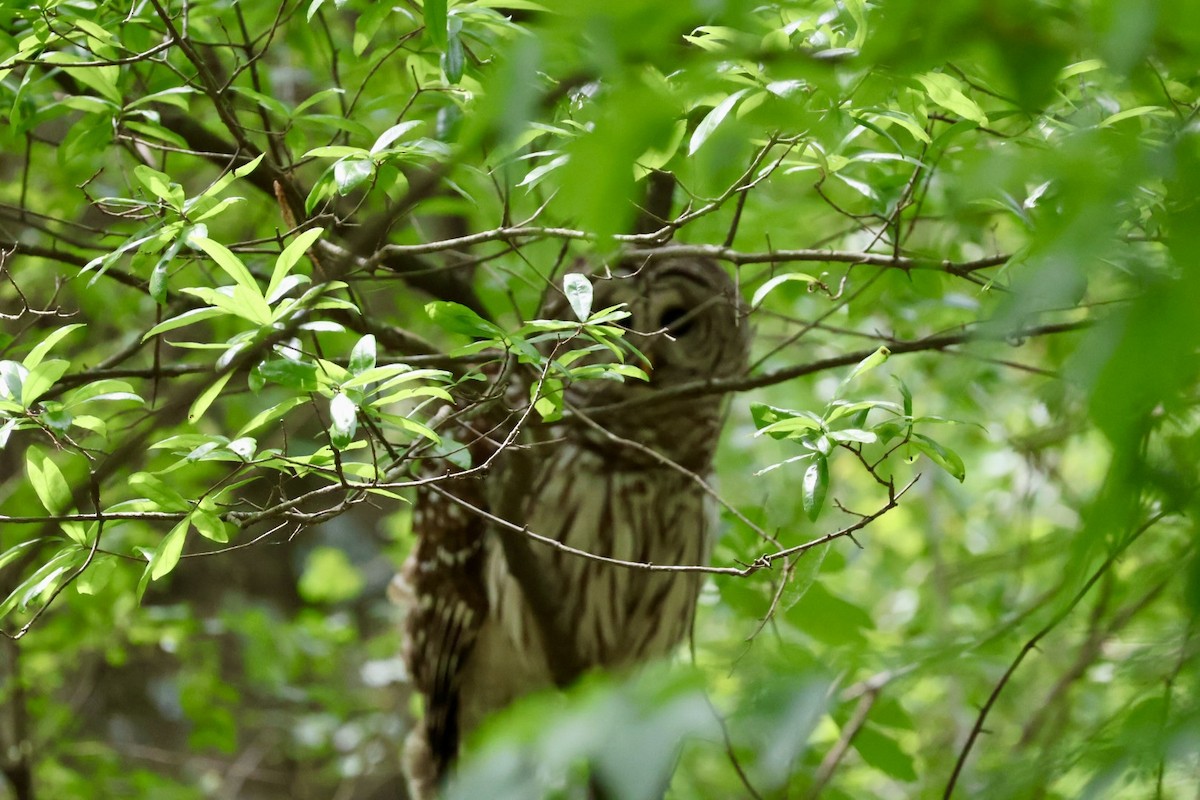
[541,256,749,400]
[596,257,749,389]
[536,256,748,463]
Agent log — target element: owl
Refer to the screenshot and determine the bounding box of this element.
[397,256,749,798]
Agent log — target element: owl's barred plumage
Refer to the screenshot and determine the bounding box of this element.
[398,257,749,798]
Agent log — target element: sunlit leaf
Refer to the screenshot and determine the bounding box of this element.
[22,324,84,371]
[267,227,323,301]
[188,372,233,423]
[563,273,593,321]
[236,397,308,438]
[841,346,891,389]
[143,307,227,340]
[334,157,375,195]
[26,448,72,516]
[751,273,820,308]
[188,235,262,296]
[329,392,358,448]
[916,72,988,126]
[149,518,190,581]
[349,334,377,375]
[20,359,70,406]
[371,121,423,154]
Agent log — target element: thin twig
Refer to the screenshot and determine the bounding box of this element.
[428,477,917,576]
[942,511,1169,798]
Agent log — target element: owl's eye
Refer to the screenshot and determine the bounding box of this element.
[659,306,693,336]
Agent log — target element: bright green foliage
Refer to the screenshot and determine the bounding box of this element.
[1,0,1198,798]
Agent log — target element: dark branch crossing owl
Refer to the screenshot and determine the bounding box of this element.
[396,256,749,798]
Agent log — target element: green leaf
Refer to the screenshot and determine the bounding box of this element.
[191,154,264,204]
[532,375,564,422]
[303,145,367,159]
[0,548,84,618]
[22,324,84,370]
[43,404,72,431]
[75,556,116,596]
[895,376,913,418]
[346,365,446,392]
[1099,105,1171,127]
[825,399,900,423]
[372,385,453,407]
[255,359,320,392]
[0,418,22,448]
[425,0,447,47]
[142,307,227,340]
[133,164,185,210]
[191,197,246,225]
[840,346,891,390]
[755,414,824,439]
[148,243,174,303]
[292,88,344,116]
[298,547,365,604]
[0,541,40,574]
[189,372,233,423]
[1058,59,1104,80]
[69,416,105,437]
[43,53,121,104]
[180,285,272,325]
[268,227,323,301]
[425,301,502,338]
[916,72,988,126]
[787,581,874,645]
[192,509,229,544]
[601,364,649,382]
[689,89,748,155]
[861,110,932,144]
[349,334,377,375]
[150,517,190,581]
[851,725,918,782]
[20,359,70,406]
[71,18,118,44]
[751,402,803,429]
[333,157,375,195]
[123,120,189,149]
[802,455,829,521]
[908,433,966,482]
[329,392,357,448]
[188,235,262,296]
[371,121,423,154]
[443,18,465,84]
[518,154,569,188]
[564,273,593,321]
[236,397,308,438]
[57,95,116,115]
[125,86,195,111]
[750,273,819,308]
[26,448,72,516]
[828,428,877,444]
[128,472,190,510]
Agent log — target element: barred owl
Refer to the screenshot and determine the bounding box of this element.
[397,256,749,798]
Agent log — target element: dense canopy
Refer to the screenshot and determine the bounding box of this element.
[0,1,1198,798]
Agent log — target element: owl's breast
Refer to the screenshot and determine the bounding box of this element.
[488,443,714,674]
